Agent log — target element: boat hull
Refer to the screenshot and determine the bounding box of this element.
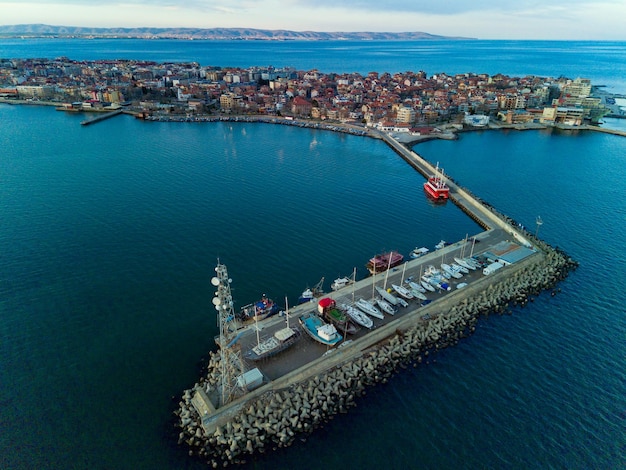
[299,313,343,346]
[244,328,302,361]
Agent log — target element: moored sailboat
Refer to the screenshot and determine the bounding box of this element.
[375,297,396,316]
[355,298,384,320]
[245,297,301,361]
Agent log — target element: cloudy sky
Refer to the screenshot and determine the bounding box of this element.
[1,0,625,40]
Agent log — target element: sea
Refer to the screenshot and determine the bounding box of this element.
[0,39,625,470]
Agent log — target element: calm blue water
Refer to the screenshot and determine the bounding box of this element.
[1,38,626,93]
[1,41,625,470]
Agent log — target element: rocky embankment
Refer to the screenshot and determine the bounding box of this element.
[174,240,577,467]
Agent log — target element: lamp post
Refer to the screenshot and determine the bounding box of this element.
[535,216,543,238]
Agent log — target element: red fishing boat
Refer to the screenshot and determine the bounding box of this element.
[424,162,450,200]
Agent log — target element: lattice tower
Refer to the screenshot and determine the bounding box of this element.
[211,261,246,406]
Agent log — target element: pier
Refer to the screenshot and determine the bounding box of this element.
[80,109,123,126]
[175,133,578,466]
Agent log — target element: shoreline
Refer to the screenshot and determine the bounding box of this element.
[3,97,625,139]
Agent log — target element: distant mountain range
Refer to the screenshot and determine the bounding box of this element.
[0,24,472,40]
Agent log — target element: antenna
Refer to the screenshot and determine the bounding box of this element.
[212,261,246,406]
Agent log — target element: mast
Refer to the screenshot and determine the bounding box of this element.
[372,263,376,300]
[383,251,393,290]
[285,295,290,328]
[211,260,246,406]
[351,267,357,304]
[401,261,407,284]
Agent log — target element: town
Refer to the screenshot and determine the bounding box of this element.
[0,57,617,130]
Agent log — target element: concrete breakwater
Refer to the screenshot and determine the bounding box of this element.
[174,241,577,467]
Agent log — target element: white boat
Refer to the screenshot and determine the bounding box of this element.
[396,297,409,308]
[375,298,396,315]
[340,303,373,329]
[244,326,301,361]
[441,263,463,279]
[299,312,343,346]
[454,257,476,271]
[420,279,436,292]
[452,262,469,274]
[408,288,427,301]
[409,246,429,259]
[435,240,448,250]
[456,282,468,289]
[331,276,352,291]
[407,280,426,293]
[375,286,399,306]
[392,283,414,300]
[355,298,384,320]
[298,288,316,304]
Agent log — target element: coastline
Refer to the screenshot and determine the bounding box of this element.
[3,97,625,140]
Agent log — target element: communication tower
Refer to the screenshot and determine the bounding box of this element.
[211,261,246,406]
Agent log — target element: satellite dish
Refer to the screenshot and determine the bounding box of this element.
[211,277,220,286]
[212,297,221,306]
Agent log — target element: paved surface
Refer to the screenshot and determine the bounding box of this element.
[234,228,510,381]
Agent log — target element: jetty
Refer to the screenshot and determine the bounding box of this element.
[80,109,123,126]
[174,133,578,467]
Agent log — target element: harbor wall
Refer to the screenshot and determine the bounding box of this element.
[175,241,577,467]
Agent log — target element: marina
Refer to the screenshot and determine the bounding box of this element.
[174,133,579,467]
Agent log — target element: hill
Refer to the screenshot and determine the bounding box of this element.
[0,24,472,40]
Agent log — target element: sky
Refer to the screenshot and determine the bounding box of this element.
[1,0,625,40]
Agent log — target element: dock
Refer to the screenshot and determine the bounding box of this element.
[80,109,123,126]
[175,132,578,466]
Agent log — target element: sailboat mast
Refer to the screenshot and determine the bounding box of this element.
[383,251,393,289]
[351,267,357,303]
[372,264,376,300]
[401,262,407,284]
[254,307,260,346]
[284,295,289,329]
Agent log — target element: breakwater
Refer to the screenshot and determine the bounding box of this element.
[174,235,577,467]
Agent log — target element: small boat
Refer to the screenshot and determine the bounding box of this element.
[456,282,468,289]
[331,276,352,291]
[244,326,301,361]
[366,251,404,275]
[238,295,280,321]
[375,297,396,315]
[423,275,451,291]
[298,288,316,304]
[299,312,343,346]
[245,296,301,361]
[340,303,373,329]
[424,162,450,200]
[441,263,463,279]
[454,257,476,271]
[407,280,426,293]
[420,280,436,292]
[408,288,427,301]
[409,246,429,259]
[435,240,449,250]
[318,298,358,335]
[452,262,469,274]
[355,298,384,320]
[392,284,414,300]
[396,297,409,308]
[298,277,324,304]
[375,286,399,306]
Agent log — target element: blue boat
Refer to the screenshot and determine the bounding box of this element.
[238,295,281,320]
[298,312,343,347]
